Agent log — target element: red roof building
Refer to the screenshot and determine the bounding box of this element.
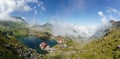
[39,42,47,49]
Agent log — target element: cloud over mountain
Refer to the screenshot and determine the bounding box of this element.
[98,11,108,24]
[0,0,45,21]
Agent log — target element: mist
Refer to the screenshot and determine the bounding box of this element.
[29,20,112,40]
[50,21,112,39]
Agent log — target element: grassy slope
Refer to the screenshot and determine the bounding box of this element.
[42,28,120,59]
[0,31,42,59]
[0,31,23,59]
[0,34,19,59]
[79,28,120,59]
[1,20,120,59]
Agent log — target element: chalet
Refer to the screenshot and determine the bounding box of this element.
[39,42,56,52]
[56,36,65,44]
[56,36,67,49]
[39,42,47,49]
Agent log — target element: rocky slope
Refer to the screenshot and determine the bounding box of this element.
[0,31,42,59]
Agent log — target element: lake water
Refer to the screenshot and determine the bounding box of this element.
[23,36,58,54]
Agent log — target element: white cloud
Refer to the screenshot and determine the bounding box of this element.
[0,0,45,21]
[41,6,46,11]
[56,0,87,17]
[0,0,32,14]
[107,7,117,13]
[107,7,120,16]
[109,15,118,21]
[49,19,98,39]
[34,10,38,14]
[106,7,120,21]
[68,0,86,10]
[29,18,37,27]
[26,0,38,3]
[32,1,46,14]
[98,11,108,24]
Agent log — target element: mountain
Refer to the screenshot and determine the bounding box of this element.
[0,17,29,43]
[41,21,112,40]
[29,21,110,40]
[12,16,27,23]
[0,16,27,23]
[110,20,120,28]
[0,31,42,59]
[43,20,120,59]
[49,22,110,40]
[30,23,53,33]
[0,15,120,59]
[78,21,120,59]
[91,23,111,39]
[0,16,28,30]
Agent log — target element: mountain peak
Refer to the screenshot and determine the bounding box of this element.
[43,23,52,27]
[11,16,27,23]
[109,20,120,27]
[0,16,27,23]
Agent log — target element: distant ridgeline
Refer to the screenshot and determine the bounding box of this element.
[0,16,120,59]
[0,16,28,30]
[110,20,120,28]
[0,17,58,59]
[41,20,120,59]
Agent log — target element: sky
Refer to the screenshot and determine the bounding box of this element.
[0,0,120,26]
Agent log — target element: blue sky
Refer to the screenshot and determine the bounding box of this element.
[9,0,120,26]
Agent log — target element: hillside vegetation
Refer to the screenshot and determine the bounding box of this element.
[0,19,120,59]
[79,28,120,59]
[0,30,42,59]
[42,24,120,59]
